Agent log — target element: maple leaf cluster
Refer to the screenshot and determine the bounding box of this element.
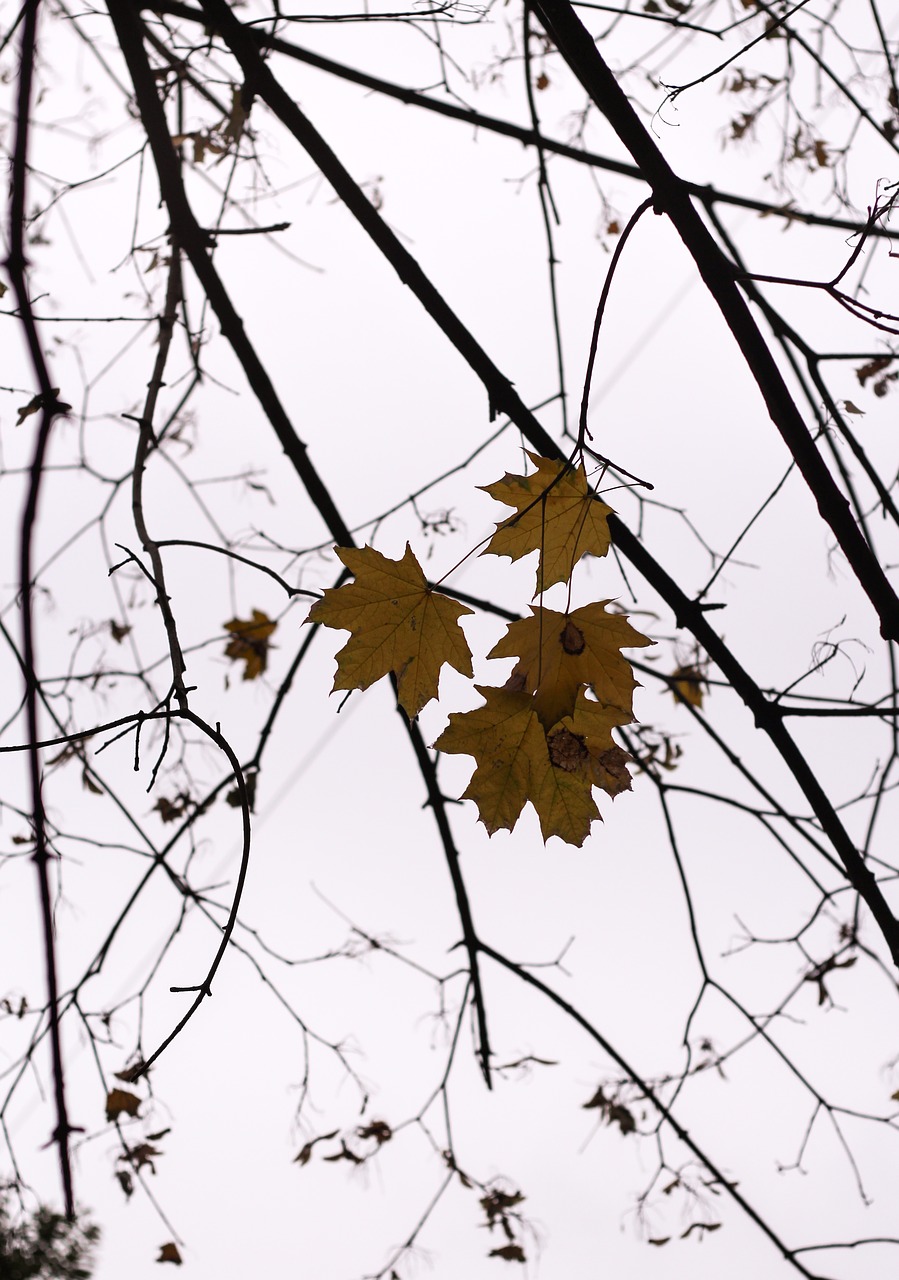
[308,454,652,846]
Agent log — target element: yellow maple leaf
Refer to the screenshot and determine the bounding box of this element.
[434,687,633,846]
[489,603,653,729]
[434,685,547,834]
[480,452,613,592]
[529,743,600,846]
[224,609,277,680]
[307,544,473,718]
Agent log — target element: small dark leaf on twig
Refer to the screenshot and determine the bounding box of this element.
[680,1221,721,1239]
[105,1088,141,1122]
[115,1061,148,1083]
[293,1129,339,1166]
[489,1244,526,1262]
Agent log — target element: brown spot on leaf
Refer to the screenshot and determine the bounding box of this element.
[548,727,588,773]
[560,618,585,655]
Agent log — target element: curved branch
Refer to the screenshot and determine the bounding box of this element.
[6,0,76,1218]
[137,710,251,1075]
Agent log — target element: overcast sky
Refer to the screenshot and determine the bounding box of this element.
[2,2,899,1278]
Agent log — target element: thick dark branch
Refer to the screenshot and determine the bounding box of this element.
[529,0,899,644]
[142,0,899,241]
